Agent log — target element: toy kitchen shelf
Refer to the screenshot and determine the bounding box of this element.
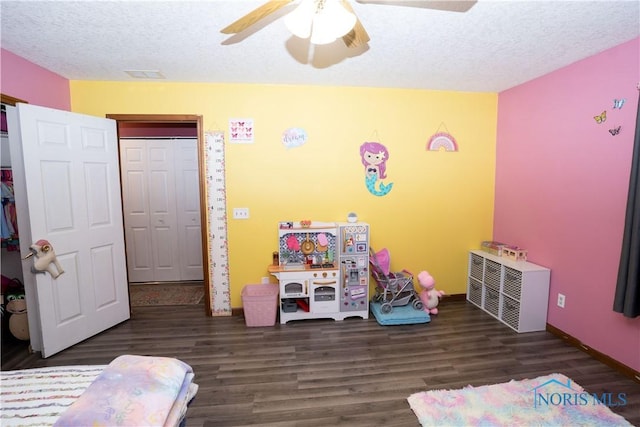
[269,221,370,324]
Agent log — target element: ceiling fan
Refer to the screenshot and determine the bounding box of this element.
[220,0,477,48]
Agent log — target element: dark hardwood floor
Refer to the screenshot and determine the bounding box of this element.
[2,300,639,426]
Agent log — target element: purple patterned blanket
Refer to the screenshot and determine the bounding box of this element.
[51,355,197,427]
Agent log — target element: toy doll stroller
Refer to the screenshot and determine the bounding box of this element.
[369,248,423,314]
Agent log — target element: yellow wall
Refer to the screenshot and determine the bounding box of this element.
[70,81,497,308]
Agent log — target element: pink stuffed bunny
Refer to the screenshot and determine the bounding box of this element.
[418,270,445,315]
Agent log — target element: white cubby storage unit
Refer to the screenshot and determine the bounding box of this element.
[466,250,551,332]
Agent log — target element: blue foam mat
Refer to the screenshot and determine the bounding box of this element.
[370,302,431,325]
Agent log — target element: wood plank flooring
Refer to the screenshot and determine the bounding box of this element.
[2,300,639,426]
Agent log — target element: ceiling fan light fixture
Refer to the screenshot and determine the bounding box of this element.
[285,0,357,45]
[311,0,356,44]
[284,0,316,39]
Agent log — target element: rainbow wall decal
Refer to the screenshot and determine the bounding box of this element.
[427,132,458,152]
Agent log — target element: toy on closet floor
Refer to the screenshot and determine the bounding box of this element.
[418,271,445,315]
[1,276,29,341]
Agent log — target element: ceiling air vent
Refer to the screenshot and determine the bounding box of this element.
[124,70,165,79]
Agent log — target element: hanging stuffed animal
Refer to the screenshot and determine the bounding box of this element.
[418,270,445,315]
[24,239,64,278]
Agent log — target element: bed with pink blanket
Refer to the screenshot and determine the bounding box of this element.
[0,355,198,427]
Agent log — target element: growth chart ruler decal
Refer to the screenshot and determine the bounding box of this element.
[205,131,231,315]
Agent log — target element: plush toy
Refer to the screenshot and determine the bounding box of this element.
[418,270,445,315]
[24,239,64,278]
[5,291,29,341]
[1,276,29,341]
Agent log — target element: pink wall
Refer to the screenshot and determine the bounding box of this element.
[0,48,70,110]
[495,38,640,371]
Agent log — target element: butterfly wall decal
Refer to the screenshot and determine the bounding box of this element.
[593,111,607,124]
[609,126,621,136]
[613,99,626,109]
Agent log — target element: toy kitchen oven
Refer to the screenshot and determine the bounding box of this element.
[268,221,370,324]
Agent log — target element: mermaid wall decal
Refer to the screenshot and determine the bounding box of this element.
[359,141,393,197]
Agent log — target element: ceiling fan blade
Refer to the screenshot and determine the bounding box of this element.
[355,0,476,13]
[221,0,295,34]
[340,0,370,48]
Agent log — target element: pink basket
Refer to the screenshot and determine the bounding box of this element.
[241,284,279,327]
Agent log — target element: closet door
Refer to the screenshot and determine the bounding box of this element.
[174,139,203,281]
[147,140,181,281]
[120,139,180,282]
[120,140,152,282]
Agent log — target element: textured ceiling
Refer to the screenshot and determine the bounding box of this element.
[1,0,638,93]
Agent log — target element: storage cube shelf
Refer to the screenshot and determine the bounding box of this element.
[466,250,550,333]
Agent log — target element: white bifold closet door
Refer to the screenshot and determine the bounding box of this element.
[120,138,203,283]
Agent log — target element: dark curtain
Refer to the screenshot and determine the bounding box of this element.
[614,91,640,318]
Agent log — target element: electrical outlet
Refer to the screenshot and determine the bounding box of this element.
[261,276,269,284]
[557,293,566,308]
[232,207,249,219]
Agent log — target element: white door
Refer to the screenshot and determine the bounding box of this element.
[119,139,154,282]
[8,103,130,358]
[120,139,180,282]
[174,139,204,280]
[120,139,202,282]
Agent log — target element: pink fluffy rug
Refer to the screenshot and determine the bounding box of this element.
[408,373,631,426]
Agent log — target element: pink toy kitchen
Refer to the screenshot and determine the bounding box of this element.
[268,221,370,324]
